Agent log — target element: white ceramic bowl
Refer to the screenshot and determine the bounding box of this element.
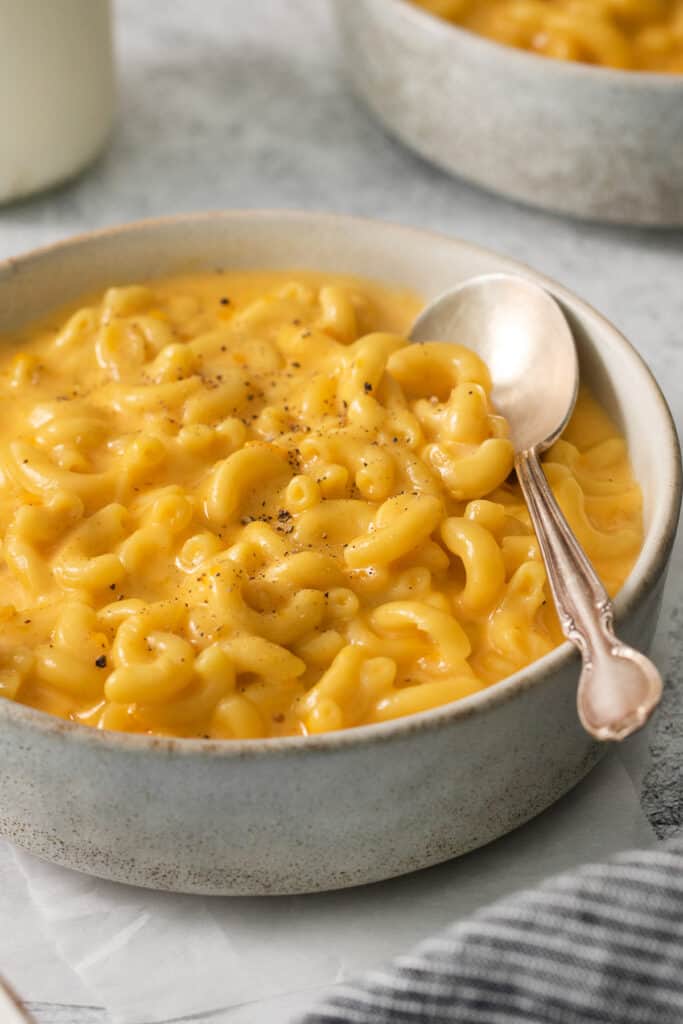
[0,212,680,895]
[333,0,683,225]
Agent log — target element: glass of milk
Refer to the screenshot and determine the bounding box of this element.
[0,0,115,203]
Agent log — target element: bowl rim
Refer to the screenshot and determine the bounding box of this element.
[387,0,683,88]
[0,208,680,758]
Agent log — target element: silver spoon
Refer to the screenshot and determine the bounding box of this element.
[0,977,35,1023]
[411,272,662,742]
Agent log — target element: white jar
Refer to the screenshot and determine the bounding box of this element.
[0,0,115,203]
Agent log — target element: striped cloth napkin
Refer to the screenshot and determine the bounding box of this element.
[298,842,683,1024]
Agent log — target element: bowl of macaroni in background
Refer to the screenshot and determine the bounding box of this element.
[0,211,680,895]
[333,0,683,225]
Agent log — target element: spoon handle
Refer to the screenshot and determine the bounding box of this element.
[516,449,662,742]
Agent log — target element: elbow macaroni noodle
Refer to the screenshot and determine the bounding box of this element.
[0,271,642,738]
[412,0,683,72]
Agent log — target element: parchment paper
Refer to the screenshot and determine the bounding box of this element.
[12,744,655,1024]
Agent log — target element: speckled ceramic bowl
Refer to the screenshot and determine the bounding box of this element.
[0,212,680,895]
[334,0,683,225]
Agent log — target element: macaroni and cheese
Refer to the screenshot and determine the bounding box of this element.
[412,0,683,72]
[0,272,642,738]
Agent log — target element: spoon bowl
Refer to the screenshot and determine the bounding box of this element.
[411,273,663,742]
[411,273,579,454]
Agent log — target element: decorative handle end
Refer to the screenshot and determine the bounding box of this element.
[577,645,663,742]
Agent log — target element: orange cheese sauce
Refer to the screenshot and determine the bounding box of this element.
[413,0,683,72]
[0,271,642,738]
